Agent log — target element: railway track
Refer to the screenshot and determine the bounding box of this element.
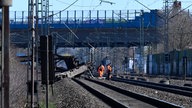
[112,77,192,97]
[73,77,183,108]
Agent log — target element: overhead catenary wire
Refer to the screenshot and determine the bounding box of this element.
[49,0,78,18]
[132,0,164,20]
[51,32,75,46]
[49,0,98,39]
[49,0,80,39]
[133,0,192,22]
[58,19,79,39]
[49,0,101,41]
[50,0,103,48]
[147,0,159,7]
[55,0,100,8]
[81,1,108,49]
[50,0,192,43]
[134,0,151,11]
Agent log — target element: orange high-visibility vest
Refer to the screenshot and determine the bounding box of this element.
[98,65,105,77]
[107,65,112,73]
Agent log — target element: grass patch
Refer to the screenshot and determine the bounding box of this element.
[39,102,56,108]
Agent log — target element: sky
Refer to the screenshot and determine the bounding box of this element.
[10,0,192,12]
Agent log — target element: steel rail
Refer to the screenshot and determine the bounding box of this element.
[112,77,192,97]
[80,77,183,108]
[72,78,128,108]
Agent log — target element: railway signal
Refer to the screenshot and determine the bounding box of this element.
[40,35,55,85]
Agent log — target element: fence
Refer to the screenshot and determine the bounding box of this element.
[147,49,192,77]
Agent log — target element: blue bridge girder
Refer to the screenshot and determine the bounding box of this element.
[9,9,161,47]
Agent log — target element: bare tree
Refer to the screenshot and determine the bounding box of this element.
[169,10,192,51]
[156,3,192,53]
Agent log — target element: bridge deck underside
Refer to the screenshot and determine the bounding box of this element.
[11,28,160,48]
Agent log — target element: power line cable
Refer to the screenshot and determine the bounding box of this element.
[50,0,102,48]
[47,0,80,40]
[54,14,79,39]
[147,0,159,7]
[51,32,76,46]
[48,0,78,18]
[134,0,151,11]
[55,0,100,7]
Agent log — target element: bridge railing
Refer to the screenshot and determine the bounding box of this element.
[9,10,158,29]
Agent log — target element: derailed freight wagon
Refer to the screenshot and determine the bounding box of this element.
[147,49,192,77]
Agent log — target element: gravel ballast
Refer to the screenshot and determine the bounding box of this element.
[50,77,192,108]
[98,78,192,108]
[51,78,110,108]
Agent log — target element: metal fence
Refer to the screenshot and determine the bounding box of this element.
[8,10,158,28]
[147,49,192,77]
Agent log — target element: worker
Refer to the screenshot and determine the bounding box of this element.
[106,64,112,80]
[98,64,105,77]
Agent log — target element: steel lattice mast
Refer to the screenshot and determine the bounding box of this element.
[28,0,50,107]
[164,0,171,75]
[28,0,37,107]
[41,1,50,108]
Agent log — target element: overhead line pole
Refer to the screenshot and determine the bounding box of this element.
[164,0,169,54]
[41,0,50,108]
[2,6,10,108]
[35,0,40,106]
[28,0,36,107]
[139,10,144,75]
[0,0,12,108]
[133,0,149,75]
[164,0,170,75]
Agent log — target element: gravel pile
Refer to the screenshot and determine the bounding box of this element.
[98,79,192,108]
[51,78,110,108]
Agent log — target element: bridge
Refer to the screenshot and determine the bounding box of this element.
[10,9,160,47]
